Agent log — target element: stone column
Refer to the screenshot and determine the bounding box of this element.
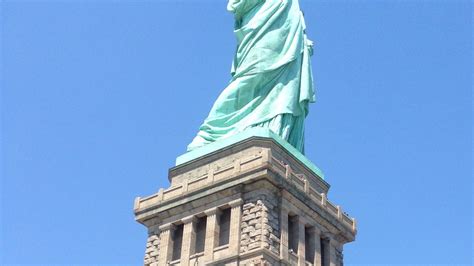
[335,243,344,266]
[329,239,342,266]
[158,223,175,265]
[297,219,306,266]
[229,199,243,254]
[204,207,220,262]
[312,227,322,266]
[180,216,197,266]
[279,207,289,261]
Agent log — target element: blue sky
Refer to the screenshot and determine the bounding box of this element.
[1,0,472,264]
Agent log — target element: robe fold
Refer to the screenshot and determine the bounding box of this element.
[187,0,315,153]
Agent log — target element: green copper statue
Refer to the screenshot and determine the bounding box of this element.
[188,0,315,153]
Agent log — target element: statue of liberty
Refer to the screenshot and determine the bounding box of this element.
[187,0,315,154]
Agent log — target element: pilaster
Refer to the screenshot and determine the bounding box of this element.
[312,227,322,266]
[229,199,243,254]
[279,207,289,261]
[181,216,197,266]
[297,219,306,266]
[204,207,220,262]
[158,223,174,265]
[329,239,343,266]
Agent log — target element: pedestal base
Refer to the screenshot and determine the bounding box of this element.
[134,130,356,266]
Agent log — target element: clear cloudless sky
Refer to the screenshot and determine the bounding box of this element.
[1,0,472,265]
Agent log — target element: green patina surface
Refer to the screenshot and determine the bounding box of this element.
[176,128,324,180]
[187,0,315,153]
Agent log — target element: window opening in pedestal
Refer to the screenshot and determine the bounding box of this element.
[171,224,184,261]
[321,237,330,266]
[305,226,315,263]
[218,208,231,246]
[288,214,299,253]
[194,216,207,253]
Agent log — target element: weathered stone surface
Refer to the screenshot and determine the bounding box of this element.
[143,232,160,266]
[238,184,281,258]
[135,137,356,266]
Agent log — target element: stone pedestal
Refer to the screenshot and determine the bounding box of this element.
[134,129,356,265]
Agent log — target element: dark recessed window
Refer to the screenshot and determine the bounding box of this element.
[321,238,329,266]
[305,226,315,262]
[218,208,231,246]
[288,215,299,253]
[171,224,184,261]
[194,216,207,253]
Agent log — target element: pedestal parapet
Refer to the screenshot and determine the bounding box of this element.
[134,129,356,266]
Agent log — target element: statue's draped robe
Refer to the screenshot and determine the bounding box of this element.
[187,0,315,153]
